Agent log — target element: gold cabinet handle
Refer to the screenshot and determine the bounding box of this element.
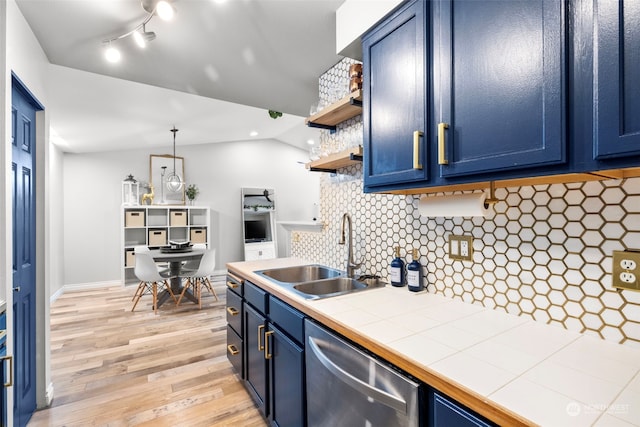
[226,307,239,316]
[1,355,13,387]
[438,122,449,165]
[264,331,274,360]
[413,131,424,170]
[226,280,238,289]
[227,344,239,356]
[257,324,265,351]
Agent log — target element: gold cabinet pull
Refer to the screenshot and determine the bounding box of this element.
[257,324,265,351]
[227,344,239,356]
[264,331,274,360]
[438,122,449,165]
[226,280,238,289]
[413,131,424,170]
[226,307,239,316]
[1,355,13,387]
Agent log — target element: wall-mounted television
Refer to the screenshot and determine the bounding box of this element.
[244,220,268,243]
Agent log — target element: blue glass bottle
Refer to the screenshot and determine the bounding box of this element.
[407,249,423,292]
[390,246,405,287]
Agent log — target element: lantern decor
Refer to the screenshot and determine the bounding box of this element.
[122,174,140,206]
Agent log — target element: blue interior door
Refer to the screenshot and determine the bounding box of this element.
[11,76,39,427]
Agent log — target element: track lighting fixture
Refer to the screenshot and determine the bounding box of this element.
[102,0,175,62]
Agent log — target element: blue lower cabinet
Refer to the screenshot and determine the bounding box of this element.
[237,280,306,426]
[430,390,495,427]
[1,312,7,427]
[244,303,268,417]
[268,324,304,427]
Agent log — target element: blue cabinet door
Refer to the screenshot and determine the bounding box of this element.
[1,312,6,427]
[268,324,304,427]
[431,391,495,427]
[244,303,268,417]
[434,0,566,178]
[594,0,640,159]
[363,0,428,190]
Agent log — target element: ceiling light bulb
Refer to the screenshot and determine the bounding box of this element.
[133,30,146,48]
[105,45,121,63]
[156,1,175,20]
[250,131,259,137]
[307,139,315,145]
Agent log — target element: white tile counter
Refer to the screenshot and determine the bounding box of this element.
[228,258,640,427]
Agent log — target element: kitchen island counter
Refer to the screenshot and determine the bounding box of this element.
[228,257,640,427]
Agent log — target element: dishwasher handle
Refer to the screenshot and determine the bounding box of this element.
[308,336,407,414]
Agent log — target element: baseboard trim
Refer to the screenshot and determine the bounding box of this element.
[52,281,124,303]
[52,270,226,303]
[45,382,54,406]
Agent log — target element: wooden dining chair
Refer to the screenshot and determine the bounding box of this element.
[132,252,177,314]
[177,249,218,309]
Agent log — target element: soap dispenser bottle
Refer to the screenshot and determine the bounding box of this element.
[407,248,423,292]
[390,246,405,287]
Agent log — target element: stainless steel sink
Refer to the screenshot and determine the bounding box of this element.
[255,264,386,300]
[257,264,343,284]
[293,276,386,300]
[294,277,365,295]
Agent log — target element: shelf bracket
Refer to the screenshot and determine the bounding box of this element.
[349,97,363,108]
[350,153,363,162]
[306,122,337,133]
[309,167,338,173]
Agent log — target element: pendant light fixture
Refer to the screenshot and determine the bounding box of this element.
[166,126,184,193]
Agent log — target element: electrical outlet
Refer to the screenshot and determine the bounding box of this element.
[460,240,470,257]
[612,250,640,291]
[620,272,636,284]
[449,235,473,261]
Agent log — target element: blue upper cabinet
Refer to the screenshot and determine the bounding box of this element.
[434,0,567,179]
[362,0,428,190]
[593,0,640,159]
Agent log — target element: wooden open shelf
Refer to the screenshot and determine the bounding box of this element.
[305,89,363,131]
[306,146,363,173]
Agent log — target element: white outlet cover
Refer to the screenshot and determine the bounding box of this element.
[621,259,638,270]
[460,241,469,257]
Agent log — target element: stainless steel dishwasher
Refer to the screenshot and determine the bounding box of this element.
[305,319,422,427]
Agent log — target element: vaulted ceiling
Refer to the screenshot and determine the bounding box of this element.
[16,0,345,152]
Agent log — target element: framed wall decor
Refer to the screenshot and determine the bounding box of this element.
[149,154,185,204]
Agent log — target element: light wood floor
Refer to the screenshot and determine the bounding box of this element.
[28,281,267,427]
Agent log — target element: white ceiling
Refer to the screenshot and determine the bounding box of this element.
[16,0,346,153]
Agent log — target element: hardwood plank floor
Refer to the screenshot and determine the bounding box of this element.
[28,281,267,427]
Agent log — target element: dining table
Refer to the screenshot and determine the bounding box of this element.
[149,248,205,307]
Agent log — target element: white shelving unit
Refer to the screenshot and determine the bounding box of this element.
[242,188,277,261]
[121,205,210,285]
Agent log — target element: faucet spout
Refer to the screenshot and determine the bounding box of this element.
[340,213,362,278]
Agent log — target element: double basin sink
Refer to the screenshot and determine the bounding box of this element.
[255,264,386,300]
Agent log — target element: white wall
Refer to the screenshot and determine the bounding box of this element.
[63,139,319,286]
[3,0,59,413]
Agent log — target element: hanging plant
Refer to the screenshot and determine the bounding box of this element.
[268,110,283,119]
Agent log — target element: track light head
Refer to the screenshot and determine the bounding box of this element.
[141,0,174,20]
[104,44,121,63]
[102,0,174,62]
[133,24,156,48]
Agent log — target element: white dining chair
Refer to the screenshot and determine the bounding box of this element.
[132,252,177,314]
[181,243,207,273]
[177,249,218,309]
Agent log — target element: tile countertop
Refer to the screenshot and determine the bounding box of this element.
[227,258,640,427]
